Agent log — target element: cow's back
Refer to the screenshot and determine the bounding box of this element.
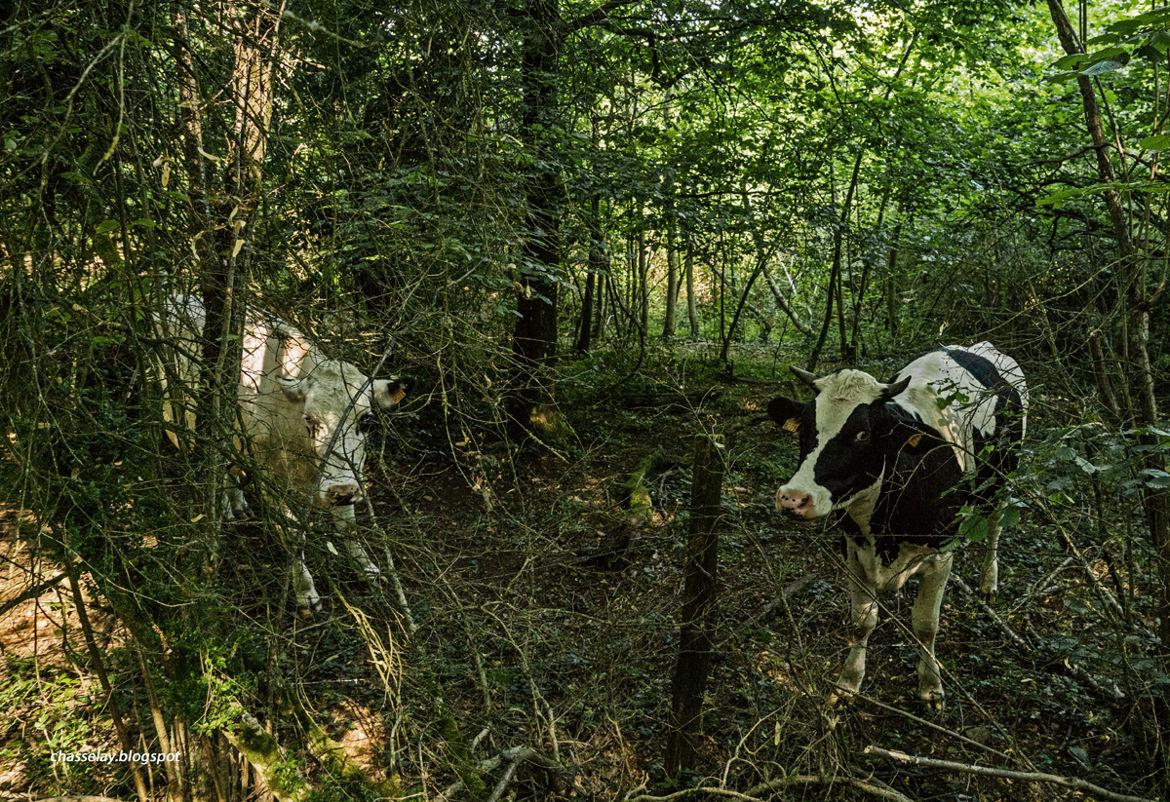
[864,343,1027,549]
[156,295,317,460]
[889,342,1027,475]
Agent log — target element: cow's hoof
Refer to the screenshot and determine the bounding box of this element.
[826,685,856,710]
[919,689,946,711]
[297,595,323,615]
[979,587,998,602]
[361,563,381,582]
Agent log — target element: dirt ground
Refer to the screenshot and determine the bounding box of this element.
[1,356,1165,801]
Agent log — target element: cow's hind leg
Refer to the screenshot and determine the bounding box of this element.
[332,505,380,581]
[912,553,952,709]
[829,578,879,707]
[979,508,1001,598]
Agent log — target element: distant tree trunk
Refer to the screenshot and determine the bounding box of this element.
[508,0,563,442]
[576,195,602,353]
[663,216,679,338]
[595,269,608,341]
[884,218,903,337]
[849,191,888,356]
[637,228,649,338]
[720,251,771,364]
[808,255,837,371]
[685,232,699,337]
[836,152,863,361]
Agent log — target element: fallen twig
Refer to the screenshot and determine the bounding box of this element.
[952,574,1029,649]
[440,745,565,801]
[863,744,1156,802]
[625,773,915,802]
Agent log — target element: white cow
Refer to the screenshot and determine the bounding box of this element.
[156,294,406,610]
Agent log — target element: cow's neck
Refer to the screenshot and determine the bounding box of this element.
[843,465,885,536]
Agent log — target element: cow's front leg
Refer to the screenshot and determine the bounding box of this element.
[829,580,879,707]
[912,553,952,709]
[979,508,1001,598]
[331,504,380,581]
[294,551,322,613]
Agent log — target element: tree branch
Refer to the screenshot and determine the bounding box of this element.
[864,745,1156,802]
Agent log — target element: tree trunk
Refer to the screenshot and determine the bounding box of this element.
[664,216,679,338]
[685,232,699,337]
[508,0,563,443]
[576,194,601,353]
[1048,1,1170,775]
[637,228,649,338]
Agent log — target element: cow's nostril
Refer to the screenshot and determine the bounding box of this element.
[326,485,361,506]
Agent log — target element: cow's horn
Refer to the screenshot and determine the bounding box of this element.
[882,375,911,399]
[790,365,822,389]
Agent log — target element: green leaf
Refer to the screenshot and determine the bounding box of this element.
[1081,59,1127,76]
[1053,52,1087,70]
[1086,33,1121,47]
[1140,134,1170,151]
[999,505,1021,529]
[94,219,120,234]
[1150,29,1170,51]
[1141,468,1170,488]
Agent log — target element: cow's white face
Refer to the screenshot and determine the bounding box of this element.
[769,369,909,519]
[278,364,406,508]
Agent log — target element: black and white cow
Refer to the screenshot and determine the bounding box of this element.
[767,342,1027,708]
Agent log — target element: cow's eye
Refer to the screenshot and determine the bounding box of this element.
[855,430,869,442]
[357,412,376,433]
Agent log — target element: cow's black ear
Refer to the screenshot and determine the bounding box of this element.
[767,397,805,433]
[373,378,407,408]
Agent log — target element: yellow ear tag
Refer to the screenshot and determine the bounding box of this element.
[907,433,923,447]
[782,417,800,433]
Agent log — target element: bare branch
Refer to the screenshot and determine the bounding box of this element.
[864,745,1156,802]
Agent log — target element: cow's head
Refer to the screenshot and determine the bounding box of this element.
[277,363,406,508]
[768,367,911,519]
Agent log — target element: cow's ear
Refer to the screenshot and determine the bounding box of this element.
[373,378,407,409]
[890,421,930,451]
[880,375,911,401]
[276,376,307,402]
[767,397,805,433]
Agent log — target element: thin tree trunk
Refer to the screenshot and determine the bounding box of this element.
[685,232,699,337]
[576,194,601,353]
[664,217,679,338]
[1048,1,1170,762]
[885,218,903,337]
[637,228,649,338]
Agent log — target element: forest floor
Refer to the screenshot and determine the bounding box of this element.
[0,342,1166,801]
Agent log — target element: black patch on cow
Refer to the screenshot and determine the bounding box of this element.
[812,404,887,505]
[943,348,1002,391]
